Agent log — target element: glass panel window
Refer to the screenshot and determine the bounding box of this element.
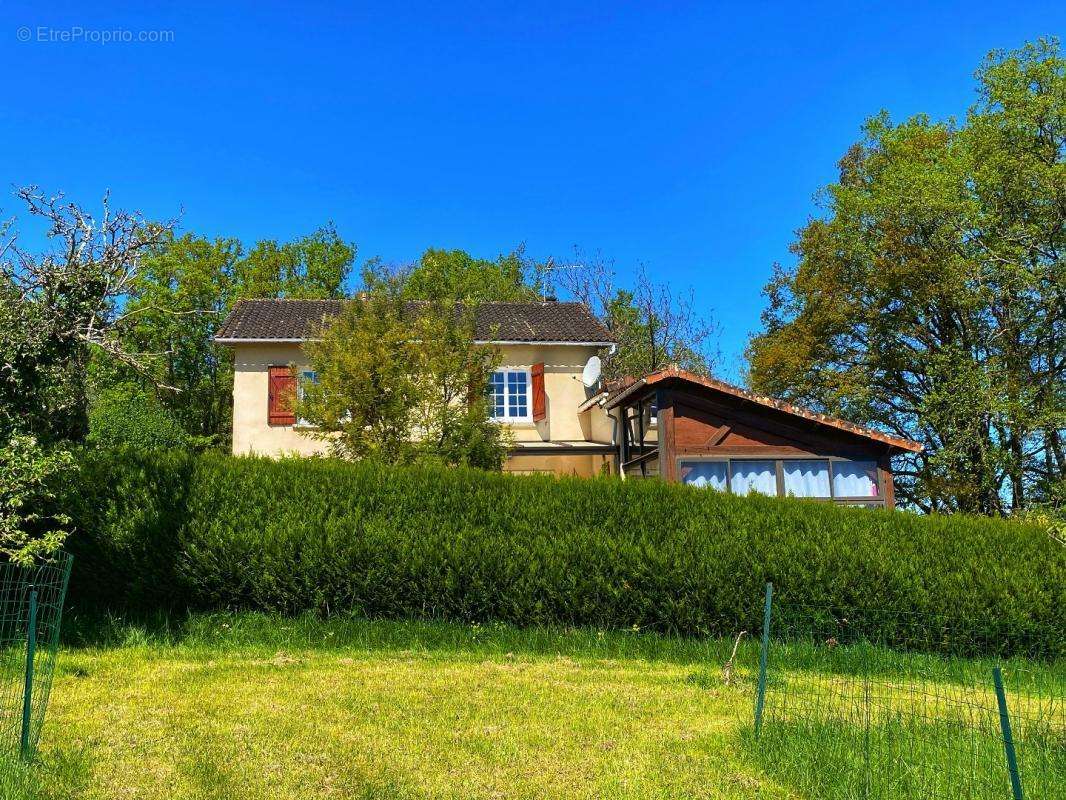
[730,460,777,496]
[679,461,728,491]
[489,370,529,420]
[297,371,318,426]
[488,372,506,418]
[782,460,831,498]
[832,461,880,498]
[507,371,528,417]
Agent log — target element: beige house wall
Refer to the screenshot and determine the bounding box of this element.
[228,341,616,465]
[496,344,607,444]
[231,343,327,457]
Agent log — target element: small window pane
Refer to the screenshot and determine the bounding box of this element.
[782,460,831,498]
[730,460,777,496]
[507,371,528,417]
[680,461,727,491]
[488,372,506,418]
[832,461,880,498]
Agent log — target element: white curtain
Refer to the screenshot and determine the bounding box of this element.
[681,461,727,491]
[832,461,879,497]
[730,460,777,496]
[782,460,831,497]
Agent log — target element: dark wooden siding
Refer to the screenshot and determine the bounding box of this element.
[657,386,896,507]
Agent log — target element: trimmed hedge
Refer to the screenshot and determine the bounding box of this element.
[64,451,1065,656]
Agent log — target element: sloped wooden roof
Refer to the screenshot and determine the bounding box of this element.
[605,367,923,453]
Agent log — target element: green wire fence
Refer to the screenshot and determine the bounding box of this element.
[0,553,72,761]
[749,584,1064,800]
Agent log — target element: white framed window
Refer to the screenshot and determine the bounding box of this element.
[488,369,530,421]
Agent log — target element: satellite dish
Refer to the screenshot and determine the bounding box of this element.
[581,356,602,389]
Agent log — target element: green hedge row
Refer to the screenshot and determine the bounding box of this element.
[64,451,1065,656]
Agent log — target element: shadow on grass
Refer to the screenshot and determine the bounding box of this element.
[742,716,1066,800]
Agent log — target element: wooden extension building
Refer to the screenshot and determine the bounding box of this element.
[604,368,922,509]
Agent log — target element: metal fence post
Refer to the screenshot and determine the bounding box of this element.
[20,586,38,761]
[993,667,1025,800]
[863,646,872,800]
[753,582,773,740]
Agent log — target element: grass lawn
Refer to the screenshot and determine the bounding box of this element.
[2,613,1063,800]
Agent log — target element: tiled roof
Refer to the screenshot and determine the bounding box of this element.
[605,367,923,454]
[215,299,615,344]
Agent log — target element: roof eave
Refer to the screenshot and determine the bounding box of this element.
[604,379,648,410]
[576,391,609,413]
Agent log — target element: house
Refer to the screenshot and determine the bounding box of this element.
[215,301,921,506]
[599,367,922,508]
[214,298,619,476]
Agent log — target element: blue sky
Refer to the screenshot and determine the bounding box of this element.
[1,2,1062,379]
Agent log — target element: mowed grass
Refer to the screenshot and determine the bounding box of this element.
[4,613,1064,800]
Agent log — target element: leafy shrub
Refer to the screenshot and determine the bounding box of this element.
[0,433,74,564]
[63,451,1065,657]
[87,386,194,451]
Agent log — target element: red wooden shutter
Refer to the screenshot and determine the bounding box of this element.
[531,362,546,422]
[267,366,297,425]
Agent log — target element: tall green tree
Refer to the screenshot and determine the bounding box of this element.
[116,233,243,442]
[403,247,544,303]
[0,187,172,445]
[297,267,509,468]
[746,39,1065,514]
[235,224,354,300]
[1,187,174,561]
